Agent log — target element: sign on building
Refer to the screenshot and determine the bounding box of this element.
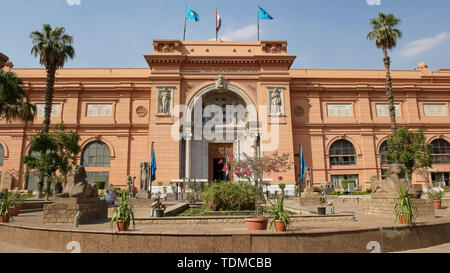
[423,104,447,117]
[327,104,352,117]
[86,104,113,117]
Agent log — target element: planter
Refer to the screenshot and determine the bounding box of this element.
[0,214,10,223]
[245,217,268,231]
[399,214,411,225]
[274,220,286,232]
[163,196,167,201]
[433,200,442,209]
[10,206,20,216]
[116,220,130,231]
[155,209,164,217]
[186,200,192,205]
[317,207,326,215]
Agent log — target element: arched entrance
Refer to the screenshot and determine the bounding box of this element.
[183,82,259,181]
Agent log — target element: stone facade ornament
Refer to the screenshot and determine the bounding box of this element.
[153,40,180,53]
[136,106,148,118]
[157,87,173,115]
[215,75,228,90]
[269,87,284,115]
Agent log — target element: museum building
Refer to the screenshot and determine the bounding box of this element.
[1,40,450,191]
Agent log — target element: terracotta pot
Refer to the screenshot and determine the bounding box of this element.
[399,214,411,225]
[434,200,442,209]
[0,213,10,223]
[10,206,20,216]
[274,220,286,232]
[245,217,268,231]
[163,196,167,201]
[116,220,130,231]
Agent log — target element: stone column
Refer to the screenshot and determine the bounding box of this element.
[185,138,192,178]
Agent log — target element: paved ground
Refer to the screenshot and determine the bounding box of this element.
[0,198,449,253]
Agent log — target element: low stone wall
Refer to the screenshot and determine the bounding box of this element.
[1,221,450,253]
[43,198,107,224]
[362,198,435,219]
[134,214,355,225]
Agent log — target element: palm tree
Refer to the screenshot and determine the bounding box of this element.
[0,70,36,122]
[30,24,75,133]
[367,12,402,133]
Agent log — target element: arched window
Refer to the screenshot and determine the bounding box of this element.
[0,144,4,183]
[329,139,356,166]
[431,139,450,164]
[81,141,110,167]
[379,141,389,165]
[81,141,110,186]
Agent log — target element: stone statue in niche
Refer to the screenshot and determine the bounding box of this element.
[158,88,172,115]
[270,88,283,115]
[215,75,228,90]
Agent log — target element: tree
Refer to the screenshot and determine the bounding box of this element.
[30,24,75,133]
[23,124,81,200]
[0,70,35,122]
[385,127,432,184]
[367,12,402,133]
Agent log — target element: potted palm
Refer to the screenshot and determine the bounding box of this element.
[186,193,195,204]
[162,186,168,200]
[426,188,444,209]
[11,193,24,216]
[394,186,418,225]
[268,195,290,232]
[0,191,13,222]
[111,191,135,231]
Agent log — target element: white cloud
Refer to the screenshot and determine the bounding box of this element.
[221,25,257,41]
[66,0,81,6]
[366,0,382,6]
[399,32,450,57]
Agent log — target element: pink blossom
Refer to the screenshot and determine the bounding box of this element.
[278,176,283,181]
[218,159,223,164]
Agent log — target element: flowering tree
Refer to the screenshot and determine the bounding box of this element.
[221,151,292,217]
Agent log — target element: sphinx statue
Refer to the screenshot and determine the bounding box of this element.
[371,163,421,199]
[60,166,98,198]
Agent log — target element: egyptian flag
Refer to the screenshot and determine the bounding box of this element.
[215,9,221,37]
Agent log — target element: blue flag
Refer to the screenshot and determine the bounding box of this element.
[150,148,156,182]
[186,8,199,22]
[300,145,305,183]
[258,6,273,20]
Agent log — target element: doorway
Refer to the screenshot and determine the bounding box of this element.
[208,143,233,182]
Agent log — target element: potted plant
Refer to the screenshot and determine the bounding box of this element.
[317,194,327,215]
[186,193,195,204]
[11,193,24,216]
[0,191,13,222]
[222,151,292,231]
[111,191,135,231]
[162,186,168,200]
[426,188,444,209]
[268,195,290,232]
[394,186,418,225]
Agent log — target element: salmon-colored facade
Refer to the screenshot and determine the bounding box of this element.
[1,40,450,191]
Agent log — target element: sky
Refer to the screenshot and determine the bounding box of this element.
[1,0,450,70]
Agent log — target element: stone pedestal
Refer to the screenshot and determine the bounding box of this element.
[131,198,156,208]
[43,197,107,224]
[135,190,151,199]
[299,189,324,206]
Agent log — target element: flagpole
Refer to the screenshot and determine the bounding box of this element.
[215,9,218,41]
[257,7,260,41]
[183,7,187,40]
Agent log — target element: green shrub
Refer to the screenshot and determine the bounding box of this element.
[341,180,356,191]
[94,181,106,190]
[202,181,256,211]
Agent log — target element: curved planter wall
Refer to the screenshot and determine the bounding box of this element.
[0,221,449,253]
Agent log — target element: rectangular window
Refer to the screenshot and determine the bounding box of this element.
[86,172,109,186]
[327,104,352,117]
[36,104,61,117]
[423,104,447,117]
[330,175,359,189]
[86,104,113,117]
[330,156,356,166]
[376,104,400,117]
